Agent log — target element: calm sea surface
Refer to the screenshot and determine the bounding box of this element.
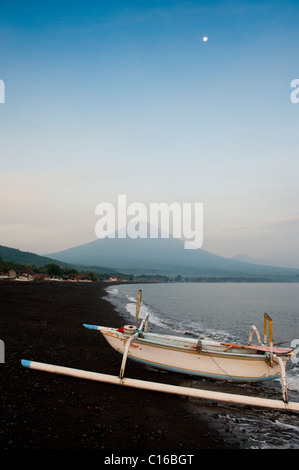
[104,282,299,448]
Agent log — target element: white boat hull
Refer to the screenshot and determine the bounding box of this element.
[94,327,290,382]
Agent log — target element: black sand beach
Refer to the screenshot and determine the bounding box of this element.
[0,280,242,451]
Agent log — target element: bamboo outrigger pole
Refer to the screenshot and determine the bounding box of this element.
[21,359,299,413]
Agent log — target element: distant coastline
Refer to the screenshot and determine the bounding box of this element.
[1,243,298,284]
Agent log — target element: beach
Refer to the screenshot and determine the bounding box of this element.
[0,280,242,451]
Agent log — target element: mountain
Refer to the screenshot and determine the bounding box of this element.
[231,254,272,266]
[0,245,61,267]
[47,233,299,280]
[0,245,116,274]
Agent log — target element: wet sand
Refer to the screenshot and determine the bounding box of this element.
[0,280,241,452]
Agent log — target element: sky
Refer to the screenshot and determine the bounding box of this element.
[0,0,299,267]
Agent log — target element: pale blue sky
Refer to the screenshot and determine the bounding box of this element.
[0,0,299,267]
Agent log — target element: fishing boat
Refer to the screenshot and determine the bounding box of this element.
[83,290,293,390]
[84,319,292,383]
[21,290,299,412]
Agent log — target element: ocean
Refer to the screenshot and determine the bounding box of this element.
[104,282,299,449]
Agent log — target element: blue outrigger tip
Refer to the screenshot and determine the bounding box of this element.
[21,359,32,368]
[83,324,99,330]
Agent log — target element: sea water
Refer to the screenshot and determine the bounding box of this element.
[104,282,299,448]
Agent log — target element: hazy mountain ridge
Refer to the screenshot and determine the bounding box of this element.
[0,245,116,274]
[1,239,298,281]
[231,254,273,266]
[47,235,299,280]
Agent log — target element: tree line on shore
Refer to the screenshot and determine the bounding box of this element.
[0,257,98,281]
[1,256,276,284]
[0,257,172,282]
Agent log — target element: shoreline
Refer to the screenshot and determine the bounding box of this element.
[0,280,245,450]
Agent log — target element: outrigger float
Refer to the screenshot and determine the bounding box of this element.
[22,290,299,412]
